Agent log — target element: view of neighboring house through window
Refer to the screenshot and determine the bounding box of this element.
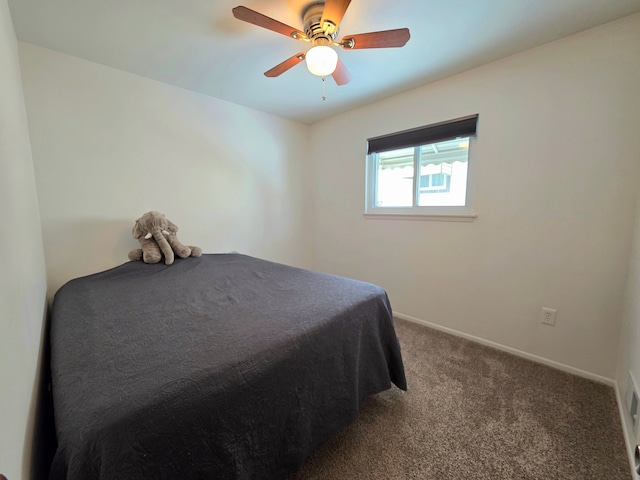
[375,138,469,207]
[365,115,478,217]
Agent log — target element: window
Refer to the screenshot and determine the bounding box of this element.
[365,115,478,219]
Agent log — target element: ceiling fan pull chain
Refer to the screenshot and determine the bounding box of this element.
[322,76,327,101]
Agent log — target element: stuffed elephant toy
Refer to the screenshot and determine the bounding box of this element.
[127,211,202,265]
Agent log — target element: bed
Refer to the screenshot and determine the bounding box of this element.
[48,253,406,479]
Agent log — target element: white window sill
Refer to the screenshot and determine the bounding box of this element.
[363,212,477,222]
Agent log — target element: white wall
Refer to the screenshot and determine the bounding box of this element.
[310,13,640,380]
[0,1,48,479]
[18,43,313,298]
[617,186,640,475]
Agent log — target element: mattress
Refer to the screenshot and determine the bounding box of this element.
[48,253,406,479]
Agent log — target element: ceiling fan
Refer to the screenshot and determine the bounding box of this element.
[232,0,410,86]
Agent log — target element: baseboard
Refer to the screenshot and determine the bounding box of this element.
[615,382,640,480]
[394,312,615,386]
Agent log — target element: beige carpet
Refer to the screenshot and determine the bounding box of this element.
[291,318,630,480]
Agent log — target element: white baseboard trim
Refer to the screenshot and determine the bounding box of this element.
[614,382,640,480]
[394,312,615,386]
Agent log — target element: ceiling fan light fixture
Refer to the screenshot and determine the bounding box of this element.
[232,3,410,86]
[305,45,338,77]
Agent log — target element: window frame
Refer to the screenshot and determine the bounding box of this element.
[364,115,478,221]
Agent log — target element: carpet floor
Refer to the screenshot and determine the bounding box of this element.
[291,318,630,479]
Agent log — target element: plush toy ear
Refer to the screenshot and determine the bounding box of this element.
[132,219,144,239]
[167,220,179,233]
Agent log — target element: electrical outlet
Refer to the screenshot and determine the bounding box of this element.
[541,307,557,326]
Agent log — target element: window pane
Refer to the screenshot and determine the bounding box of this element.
[375,148,414,207]
[418,138,469,206]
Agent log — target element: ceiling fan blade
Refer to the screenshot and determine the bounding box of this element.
[341,28,410,49]
[232,6,306,40]
[264,52,306,78]
[332,58,352,86]
[321,0,351,30]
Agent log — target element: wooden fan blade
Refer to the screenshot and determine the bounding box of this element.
[264,52,306,78]
[320,0,351,30]
[341,28,410,49]
[232,6,306,40]
[332,58,352,86]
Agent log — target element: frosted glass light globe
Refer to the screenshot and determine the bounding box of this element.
[305,45,338,77]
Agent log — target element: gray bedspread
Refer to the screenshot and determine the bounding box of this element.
[49,254,406,479]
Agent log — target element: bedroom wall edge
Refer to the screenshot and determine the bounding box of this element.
[614,381,640,480]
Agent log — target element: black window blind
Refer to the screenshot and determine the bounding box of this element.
[367,114,479,155]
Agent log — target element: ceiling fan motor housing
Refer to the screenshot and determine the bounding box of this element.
[302,2,337,44]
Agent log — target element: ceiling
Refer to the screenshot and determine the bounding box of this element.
[8,0,640,124]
